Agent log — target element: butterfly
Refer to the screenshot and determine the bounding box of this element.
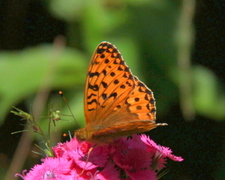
[75,42,167,144]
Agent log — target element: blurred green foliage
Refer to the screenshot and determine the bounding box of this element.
[0,45,86,120]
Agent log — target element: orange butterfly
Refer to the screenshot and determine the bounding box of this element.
[75,42,167,144]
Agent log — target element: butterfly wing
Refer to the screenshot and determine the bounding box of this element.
[84,41,161,129]
[84,42,135,125]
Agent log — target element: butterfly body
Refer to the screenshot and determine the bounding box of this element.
[75,42,167,144]
[76,120,161,144]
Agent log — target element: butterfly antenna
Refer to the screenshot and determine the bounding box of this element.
[68,130,72,139]
[59,91,80,128]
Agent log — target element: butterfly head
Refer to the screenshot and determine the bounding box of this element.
[75,125,99,143]
[75,127,88,142]
[75,125,115,145]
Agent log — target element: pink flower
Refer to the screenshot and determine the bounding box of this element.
[112,135,157,180]
[140,134,183,171]
[16,157,75,180]
[17,135,183,180]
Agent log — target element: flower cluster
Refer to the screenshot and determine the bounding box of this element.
[16,134,183,180]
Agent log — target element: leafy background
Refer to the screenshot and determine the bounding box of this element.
[1,0,225,179]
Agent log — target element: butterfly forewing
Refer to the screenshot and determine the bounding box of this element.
[84,42,135,124]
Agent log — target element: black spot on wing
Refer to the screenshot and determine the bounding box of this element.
[136,106,142,110]
[89,72,100,77]
[88,84,99,91]
[102,93,107,100]
[110,72,116,77]
[108,92,117,99]
[150,108,156,113]
[97,47,105,54]
[102,69,107,76]
[120,85,126,89]
[87,99,99,105]
[150,98,155,105]
[114,79,119,84]
[87,93,97,99]
[105,59,109,64]
[134,97,139,102]
[101,81,108,88]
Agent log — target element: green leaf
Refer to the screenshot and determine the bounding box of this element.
[0,44,86,121]
[193,66,225,120]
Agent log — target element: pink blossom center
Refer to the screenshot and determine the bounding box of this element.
[43,170,56,179]
[80,141,92,154]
